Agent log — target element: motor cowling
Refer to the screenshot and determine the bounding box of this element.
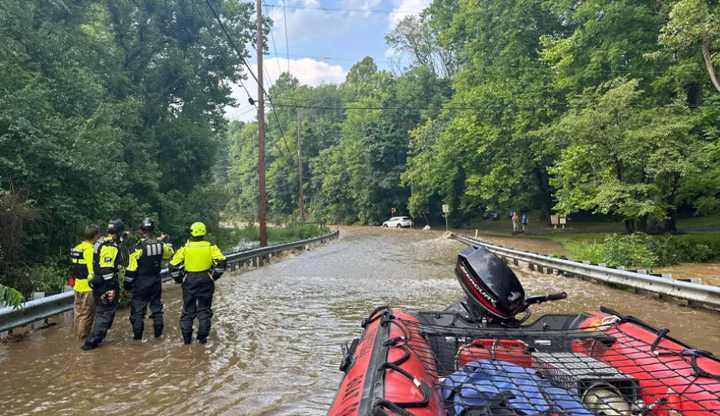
[455,246,526,322]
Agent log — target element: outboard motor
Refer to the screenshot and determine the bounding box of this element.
[455,246,526,323]
[455,246,568,325]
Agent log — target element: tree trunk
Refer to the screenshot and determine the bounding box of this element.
[533,168,554,219]
[637,215,648,233]
[702,37,720,93]
[665,209,678,234]
[623,219,635,234]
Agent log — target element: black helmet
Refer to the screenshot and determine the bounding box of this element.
[140,217,155,232]
[107,219,125,235]
[455,246,525,322]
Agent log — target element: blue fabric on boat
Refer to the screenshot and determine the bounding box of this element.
[441,360,592,415]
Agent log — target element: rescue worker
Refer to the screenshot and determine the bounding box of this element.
[69,224,101,340]
[82,219,124,351]
[124,218,174,340]
[169,222,226,345]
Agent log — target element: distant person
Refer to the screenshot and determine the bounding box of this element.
[69,224,101,341]
[511,211,520,234]
[169,222,226,345]
[124,218,174,340]
[82,219,125,351]
[521,212,528,233]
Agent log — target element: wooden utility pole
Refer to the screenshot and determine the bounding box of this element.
[297,110,305,222]
[256,0,268,246]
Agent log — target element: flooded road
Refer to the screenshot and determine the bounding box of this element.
[1,227,719,415]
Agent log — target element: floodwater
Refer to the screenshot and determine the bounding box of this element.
[1,227,719,415]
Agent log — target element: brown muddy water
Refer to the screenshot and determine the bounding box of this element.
[1,227,719,415]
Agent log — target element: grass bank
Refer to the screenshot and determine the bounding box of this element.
[463,214,720,270]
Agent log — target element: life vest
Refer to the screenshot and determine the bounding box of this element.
[91,235,121,294]
[135,239,165,276]
[182,240,215,272]
[70,240,94,293]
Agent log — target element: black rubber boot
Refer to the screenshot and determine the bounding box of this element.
[198,338,207,345]
[81,342,98,351]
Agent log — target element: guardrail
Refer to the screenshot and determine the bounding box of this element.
[0,230,339,334]
[451,233,720,312]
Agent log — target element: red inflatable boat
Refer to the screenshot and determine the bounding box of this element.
[329,247,720,416]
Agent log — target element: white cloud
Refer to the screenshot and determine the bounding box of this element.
[264,0,385,46]
[225,57,347,122]
[388,0,432,28]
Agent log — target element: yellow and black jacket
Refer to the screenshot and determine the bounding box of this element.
[125,238,173,290]
[170,239,226,281]
[90,235,122,295]
[69,240,95,293]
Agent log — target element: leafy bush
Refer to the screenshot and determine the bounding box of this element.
[647,234,720,265]
[565,233,720,268]
[27,262,67,295]
[566,234,658,268]
[0,284,24,308]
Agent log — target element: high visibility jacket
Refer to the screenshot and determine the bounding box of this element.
[125,238,174,284]
[170,240,225,272]
[92,235,121,295]
[70,240,95,293]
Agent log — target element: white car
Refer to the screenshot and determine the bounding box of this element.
[382,216,413,228]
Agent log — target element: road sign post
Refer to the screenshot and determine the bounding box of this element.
[442,204,449,232]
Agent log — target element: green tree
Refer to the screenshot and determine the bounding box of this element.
[547,79,697,233]
[658,0,720,93]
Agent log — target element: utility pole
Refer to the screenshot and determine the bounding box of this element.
[256,0,268,247]
[297,110,305,222]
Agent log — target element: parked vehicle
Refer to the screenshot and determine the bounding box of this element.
[382,216,413,228]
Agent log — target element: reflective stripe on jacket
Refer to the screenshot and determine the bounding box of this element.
[92,235,121,294]
[125,239,174,283]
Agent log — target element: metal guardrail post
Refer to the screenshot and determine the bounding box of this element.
[0,230,339,335]
[451,233,720,311]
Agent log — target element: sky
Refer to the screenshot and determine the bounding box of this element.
[226,0,432,121]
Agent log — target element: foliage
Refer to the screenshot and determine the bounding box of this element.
[214,223,327,247]
[0,0,256,292]
[546,79,696,225]
[4,0,720,291]
[26,262,67,295]
[0,284,25,308]
[564,234,659,268]
[646,233,720,265]
[657,0,720,93]
[224,60,450,226]
[565,232,720,268]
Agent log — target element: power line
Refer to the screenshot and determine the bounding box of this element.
[282,0,290,74]
[265,53,394,65]
[269,21,285,78]
[205,0,292,155]
[269,101,474,112]
[263,3,423,15]
[204,0,259,104]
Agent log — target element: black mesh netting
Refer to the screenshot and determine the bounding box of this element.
[386,313,720,416]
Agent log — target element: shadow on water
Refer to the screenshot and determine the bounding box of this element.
[1,226,718,415]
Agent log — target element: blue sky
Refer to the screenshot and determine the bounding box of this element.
[228,0,431,121]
